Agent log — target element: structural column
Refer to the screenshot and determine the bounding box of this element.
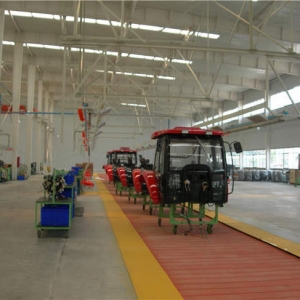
[48,99,54,171]
[0,8,4,81]
[36,80,43,173]
[44,90,49,170]
[11,42,23,180]
[26,65,36,176]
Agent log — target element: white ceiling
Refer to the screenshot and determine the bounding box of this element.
[0,0,300,126]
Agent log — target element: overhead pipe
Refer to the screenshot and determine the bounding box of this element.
[1,111,76,115]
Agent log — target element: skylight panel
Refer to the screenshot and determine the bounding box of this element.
[223,108,238,116]
[243,99,264,109]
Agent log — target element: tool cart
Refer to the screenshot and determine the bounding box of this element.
[35,170,73,238]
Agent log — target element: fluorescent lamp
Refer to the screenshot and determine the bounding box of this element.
[83,18,96,24]
[26,43,43,48]
[66,16,74,22]
[70,47,80,52]
[44,45,63,50]
[3,41,15,45]
[163,28,181,34]
[32,13,54,19]
[157,75,175,80]
[194,32,220,39]
[138,24,163,31]
[4,10,219,42]
[121,103,146,108]
[106,51,118,56]
[97,19,110,25]
[172,59,192,64]
[8,10,31,17]
[111,21,122,27]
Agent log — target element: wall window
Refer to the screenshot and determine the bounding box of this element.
[226,152,240,168]
[270,86,300,110]
[270,147,300,169]
[243,150,266,168]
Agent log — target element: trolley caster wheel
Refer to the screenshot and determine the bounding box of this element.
[173,225,178,235]
[158,219,162,227]
[142,204,145,211]
[207,224,213,234]
[37,230,42,238]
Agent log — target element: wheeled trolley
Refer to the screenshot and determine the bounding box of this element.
[35,198,72,238]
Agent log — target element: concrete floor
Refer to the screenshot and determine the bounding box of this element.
[0,175,137,300]
[0,175,300,300]
[222,180,300,244]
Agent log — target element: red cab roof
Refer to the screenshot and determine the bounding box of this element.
[110,147,137,153]
[151,126,223,139]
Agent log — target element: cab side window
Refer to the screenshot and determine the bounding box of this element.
[154,138,165,173]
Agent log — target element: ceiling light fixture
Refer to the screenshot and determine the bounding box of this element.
[5,10,219,40]
[121,103,146,107]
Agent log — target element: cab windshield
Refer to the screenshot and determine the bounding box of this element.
[169,136,224,171]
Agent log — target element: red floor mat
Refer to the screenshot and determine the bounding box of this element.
[101,175,300,300]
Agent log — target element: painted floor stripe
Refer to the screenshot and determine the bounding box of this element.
[96,180,183,300]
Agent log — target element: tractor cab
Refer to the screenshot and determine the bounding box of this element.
[110,147,137,184]
[144,127,242,206]
[103,151,113,170]
[111,147,137,168]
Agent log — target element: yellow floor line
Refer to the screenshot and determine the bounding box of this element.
[205,209,300,257]
[96,180,183,300]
